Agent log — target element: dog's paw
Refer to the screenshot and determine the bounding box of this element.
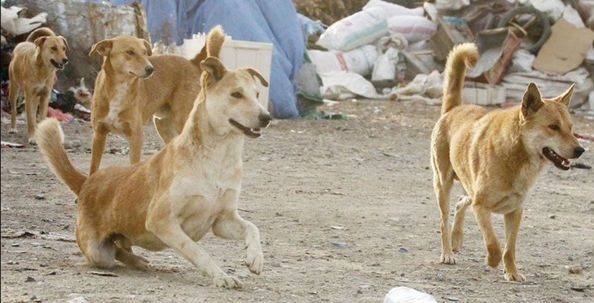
[504,271,525,282]
[213,274,242,289]
[486,250,502,268]
[28,137,37,145]
[246,249,264,275]
[440,253,456,264]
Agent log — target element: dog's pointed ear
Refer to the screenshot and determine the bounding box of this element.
[200,57,226,84]
[143,39,152,56]
[556,83,575,107]
[521,82,544,117]
[245,68,269,87]
[89,39,113,57]
[58,36,69,51]
[34,36,47,48]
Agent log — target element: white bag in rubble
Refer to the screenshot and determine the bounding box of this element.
[319,71,394,100]
[308,45,378,76]
[387,15,437,43]
[316,7,388,51]
[363,0,425,17]
[435,0,470,11]
[372,47,399,83]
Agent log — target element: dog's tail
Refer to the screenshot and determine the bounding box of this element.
[190,25,226,67]
[37,118,87,196]
[441,42,479,115]
[26,27,56,43]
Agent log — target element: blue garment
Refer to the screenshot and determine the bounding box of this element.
[111,0,304,118]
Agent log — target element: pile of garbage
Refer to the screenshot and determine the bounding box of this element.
[300,0,594,114]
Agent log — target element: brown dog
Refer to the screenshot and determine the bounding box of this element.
[88,26,225,174]
[8,27,69,144]
[431,43,585,281]
[37,56,271,288]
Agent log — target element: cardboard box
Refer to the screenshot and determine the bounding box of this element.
[463,81,506,106]
[429,16,474,62]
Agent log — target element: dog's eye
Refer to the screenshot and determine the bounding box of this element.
[231,92,242,98]
[548,124,560,131]
[126,50,135,56]
[51,46,58,51]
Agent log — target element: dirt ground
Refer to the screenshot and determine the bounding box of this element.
[1,99,593,303]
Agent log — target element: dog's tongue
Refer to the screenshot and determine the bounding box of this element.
[543,147,570,170]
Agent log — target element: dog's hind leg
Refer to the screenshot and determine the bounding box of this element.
[76,229,116,269]
[451,196,471,252]
[153,115,178,144]
[113,236,149,270]
[432,153,456,264]
[212,210,264,275]
[472,197,502,268]
[8,79,19,133]
[503,208,525,281]
[37,88,50,123]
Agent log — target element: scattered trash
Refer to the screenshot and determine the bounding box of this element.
[330,241,348,248]
[383,286,438,303]
[567,265,583,274]
[1,141,25,148]
[398,247,408,253]
[88,271,119,277]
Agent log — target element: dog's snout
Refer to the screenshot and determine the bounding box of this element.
[145,65,154,75]
[573,146,585,158]
[259,113,271,127]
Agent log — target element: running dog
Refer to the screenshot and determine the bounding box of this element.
[8,27,69,144]
[88,26,225,174]
[431,42,585,281]
[37,56,271,288]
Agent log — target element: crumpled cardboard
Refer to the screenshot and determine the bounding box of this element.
[533,18,594,75]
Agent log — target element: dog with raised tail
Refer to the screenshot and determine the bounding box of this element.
[8,27,69,144]
[88,25,226,174]
[431,42,585,281]
[37,55,271,288]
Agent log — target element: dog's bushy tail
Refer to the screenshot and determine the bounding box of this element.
[191,25,226,67]
[441,43,479,115]
[37,118,86,196]
[26,27,56,43]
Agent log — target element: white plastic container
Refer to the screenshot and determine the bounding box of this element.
[180,35,272,109]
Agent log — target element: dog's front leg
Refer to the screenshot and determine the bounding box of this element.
[146,199,242,288]
[126,123,143,164]
[212,194,264,275]
[503,208,525,282]
[24,92,40,144]
[472,203,502,268]
[90,125,108,174]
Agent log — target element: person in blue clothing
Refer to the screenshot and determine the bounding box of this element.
[112,0,306,119]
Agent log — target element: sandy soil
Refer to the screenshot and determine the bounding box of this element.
[1,99,593,303]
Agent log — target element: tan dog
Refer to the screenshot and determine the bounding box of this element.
[8,27,69,144]
[37,56,271,288]
[431,43,585,281]
[88,26,225,174]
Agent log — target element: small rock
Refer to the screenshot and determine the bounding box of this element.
[398,247,408,253]
[34,194,45,200]
[25,276,35,282]
[568,265,582,274]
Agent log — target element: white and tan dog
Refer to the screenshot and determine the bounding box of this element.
[431,43,585,281]
[37,56,271,288]
[8,27,69,144]
[88,26,225,174]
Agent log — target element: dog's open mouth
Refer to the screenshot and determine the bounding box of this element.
[50,59,65,70]
[229,119,261,138]
[543,147,570,170]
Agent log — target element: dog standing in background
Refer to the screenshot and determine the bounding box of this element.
[8,27,69,144]
[88,26,225,174]
[431,42,585,281]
